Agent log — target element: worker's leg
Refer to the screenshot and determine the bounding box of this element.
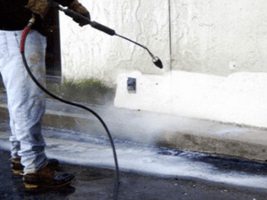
[0,30,47,174]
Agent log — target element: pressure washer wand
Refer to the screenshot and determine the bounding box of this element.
[58,5,163,69]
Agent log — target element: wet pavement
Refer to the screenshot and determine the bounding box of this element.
[1,116,267,200]
[1,149,267,200]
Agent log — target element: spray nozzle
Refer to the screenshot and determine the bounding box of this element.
[115,34,164,69]
[152,57,163,69]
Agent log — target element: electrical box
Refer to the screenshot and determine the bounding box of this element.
[127,77,136,92]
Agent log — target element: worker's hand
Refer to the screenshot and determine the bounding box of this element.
[25,0,50,18]
[68,0,90,26]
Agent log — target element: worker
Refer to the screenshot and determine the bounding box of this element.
[0,0,89,188]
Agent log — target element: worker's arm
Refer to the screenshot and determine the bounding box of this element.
[24,0,90,26]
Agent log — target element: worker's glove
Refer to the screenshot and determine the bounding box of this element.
[25,0,50,18]
[68,0,90,26]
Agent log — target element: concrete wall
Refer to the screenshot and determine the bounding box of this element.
[114,71,267,128]
[60,0,267,81]
[171,0,267,76]
[60,0,169,84]
[60,0,267,128]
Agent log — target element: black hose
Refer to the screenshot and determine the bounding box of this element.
[20,20,119,200]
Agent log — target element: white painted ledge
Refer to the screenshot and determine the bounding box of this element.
[114,71,267,129]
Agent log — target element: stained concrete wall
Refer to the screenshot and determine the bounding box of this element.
[60,0,169,84]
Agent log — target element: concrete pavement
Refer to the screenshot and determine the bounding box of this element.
[1,149,267,200]
[0,92,267,191]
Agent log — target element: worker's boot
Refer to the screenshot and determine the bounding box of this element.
[11,158,24,175]
[11,158,60,175]
[23,163,75,189]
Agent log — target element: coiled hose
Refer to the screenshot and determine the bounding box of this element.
[20,17,119,199]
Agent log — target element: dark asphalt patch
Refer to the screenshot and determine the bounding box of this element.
[1,150,267,200]
[157,147,267,175]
